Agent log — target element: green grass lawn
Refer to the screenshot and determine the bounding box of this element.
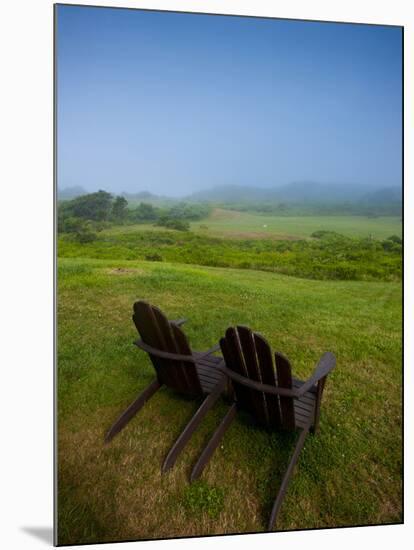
[190,209,402,240]
[57,257,402,545]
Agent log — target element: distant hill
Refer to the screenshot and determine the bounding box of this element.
[360,186,402,205]
[57,183,402,215]
[188,184,268,203]
[58,186,88,200]
[188,182,402,206]
[120,190,182,207]
[269,181,375,203]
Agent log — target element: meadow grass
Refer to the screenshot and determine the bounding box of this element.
[57,257,402,545]
[58,223,402,282]
[190,209,402,240]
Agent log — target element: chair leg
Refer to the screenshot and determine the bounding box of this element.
[267,425,310,531]
[190,403,237,482]
[162,380,226,473]
[105,379,162,443]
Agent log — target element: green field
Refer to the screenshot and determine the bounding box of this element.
[58,220,402,282]
[191,209,402,240]
[57,256,402,545]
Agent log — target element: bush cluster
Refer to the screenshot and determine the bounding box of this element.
[58,227,402,282]
[58,192,210,235]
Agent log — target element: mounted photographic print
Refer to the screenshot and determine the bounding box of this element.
[55,3,403,546]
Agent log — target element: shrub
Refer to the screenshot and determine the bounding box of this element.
[156,217,190,231]
[58,227,402,282]
[76,228,97,243]
[145,253,163,262]
[62,216,85,234]
[387,235,402,244]
[111,196,128,221]
[382,240,401,252]
[61,217,97,242]
[75,221,97,243]
[331,264,359,280]
[237,260,252,269]
[59,190,113,221]
[311,230,341,239]
[129,202,159,223]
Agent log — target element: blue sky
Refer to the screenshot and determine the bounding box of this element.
[56,5,402,196]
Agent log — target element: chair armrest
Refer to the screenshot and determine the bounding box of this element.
[170,318,187,327]
[133,339,195,362]
[196,343,221,360]
[296,352,336,397]
[220,366,297,397]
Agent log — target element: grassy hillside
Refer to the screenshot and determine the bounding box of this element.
[191,209,402,240]
[57,257,402,545]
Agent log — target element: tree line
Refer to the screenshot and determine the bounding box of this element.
[57,190,210,241]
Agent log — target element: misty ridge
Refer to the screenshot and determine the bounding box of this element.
[186,182,401,204]
[58,181,402,216]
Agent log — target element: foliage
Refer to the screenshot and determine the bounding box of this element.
[58,216,97,243]
[111,196,128,221]
[58,193,211,235]
[311,230,342,239]
[75,224,97,243]
[129,202,158,222]
[387,235,402,245]
[59,190,113,221]
[58,226,402,282]
[59,216,84,234]
[128,202,210,226]
[156,217,190,231]
[144,253,163,262]
[167,202,211,221]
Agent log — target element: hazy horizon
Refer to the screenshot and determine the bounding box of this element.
[57,6,402,197]
[57,179,401,200]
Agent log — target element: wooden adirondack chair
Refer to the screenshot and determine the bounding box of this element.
[190,325,336,531]
[105,301,226,472]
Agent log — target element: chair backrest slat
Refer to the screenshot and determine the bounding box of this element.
[254,333,282,428]
[237,326,270,426]
[133,301,202,396]
[133,301,174,387]
[275,352,296,430]
[170,321,202,394]
[220,326,295,431]
[152,305,194,394]
[219,329,252,413]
